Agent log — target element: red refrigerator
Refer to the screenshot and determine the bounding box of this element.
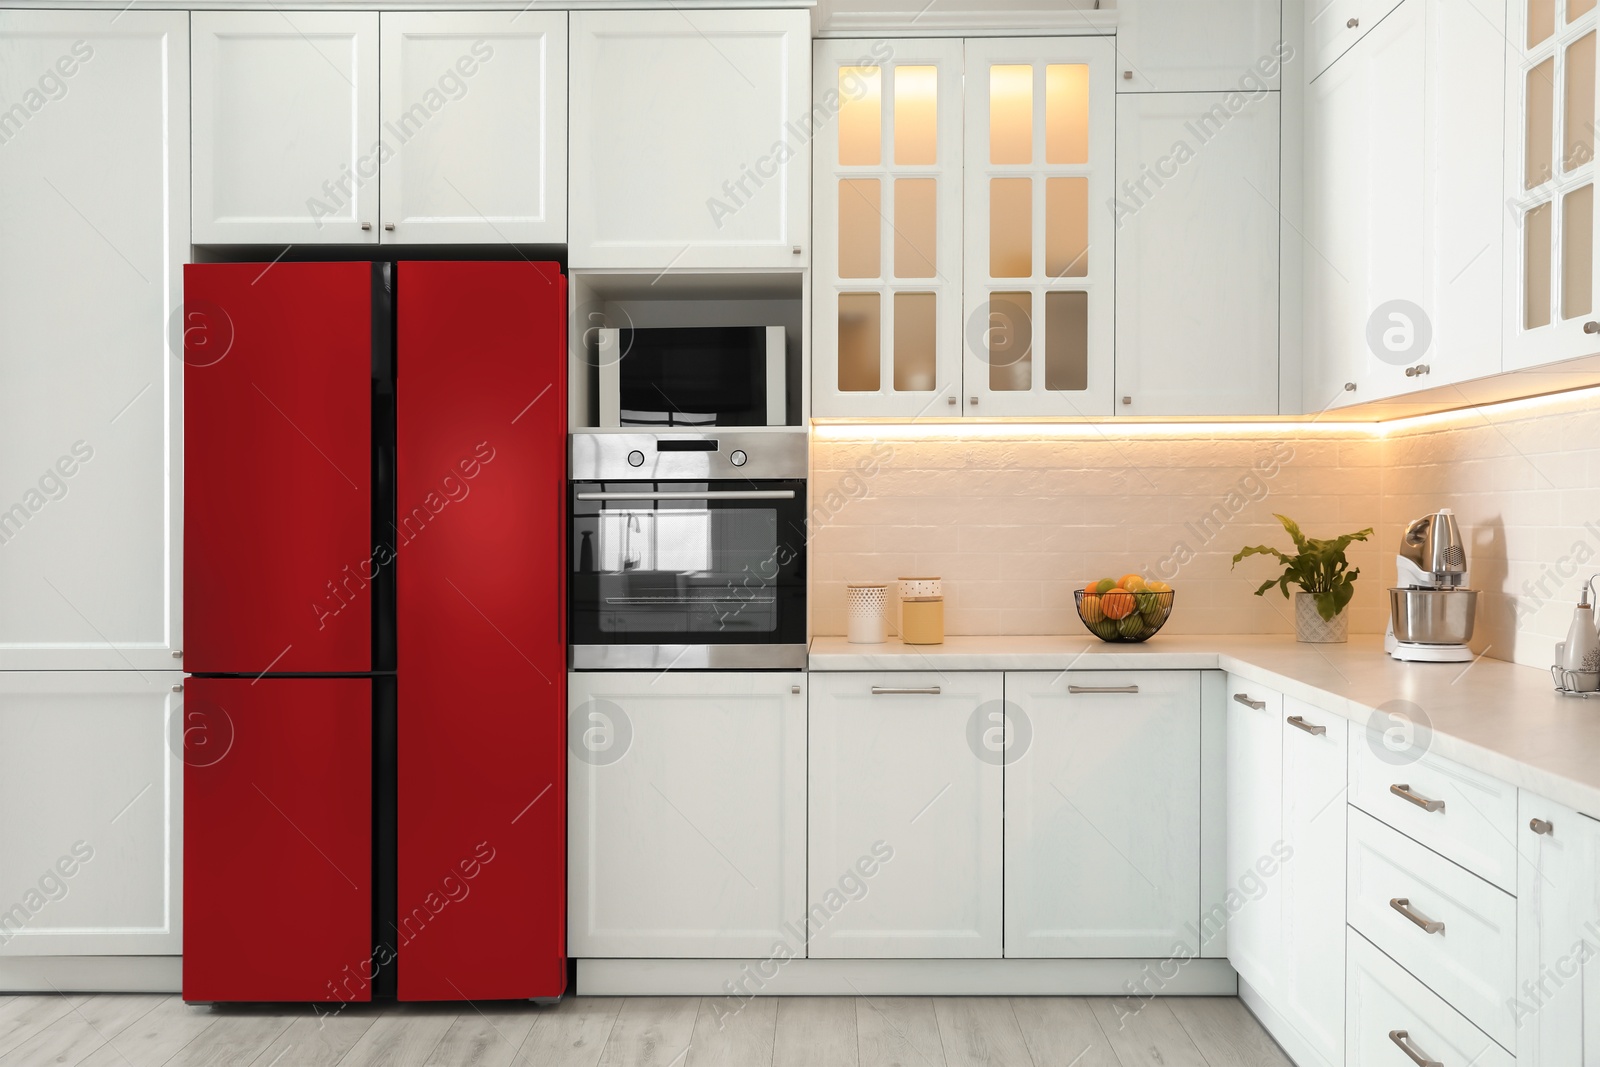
[182,261,567,1003]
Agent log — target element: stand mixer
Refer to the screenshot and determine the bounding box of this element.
[1384,509,1479,662]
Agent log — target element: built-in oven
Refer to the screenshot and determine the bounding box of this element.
[568,431,807,669]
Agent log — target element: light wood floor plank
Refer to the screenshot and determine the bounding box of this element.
[335,1006,457,1067]
[932,997,1034,1067]
[854,996,945,1067]
[1165,997,1293,1067]
[244,1005,383,1067]
[1009,997,1120,1067]
[422,1003,540,1067]
[164,1009,296,1067]
[0,995,89,1059]
[1089,998,1207,1067]
[74,996,219,1067]
[772,997,857,1067]
[517,996,621,1067]
[0,993,162,1067]
[595,997,698,1067]
[686,993,776,1067]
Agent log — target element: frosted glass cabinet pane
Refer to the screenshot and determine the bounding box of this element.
[1046,177,1088,278]
[987,292,1033,391]
[1563,184,1594,319]
[1529,58,1555,189]
[1530,0,1557,46]
[839,67,882,166]
[1046,65,1090,165]
[838,293,881,391]
[990,65,1033,164]
[1566,33,1596,173]
[895,66,938,165]
[1572,0,1597,23]
[839,180,881,278]
[1045,291,1089,392]
[894,179,937,278]
[1526,201,1554,328]
[990,178,1033,277]
[894,292,938,391]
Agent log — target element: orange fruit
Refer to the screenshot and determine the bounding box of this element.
[1080,593,1104,623]
[1118,573,1147,592]
[1146,579,1172,593]
[1083,581,1099,595]
[1101,590,1135,620]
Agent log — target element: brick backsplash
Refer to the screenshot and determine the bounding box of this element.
[810,390,1600,669]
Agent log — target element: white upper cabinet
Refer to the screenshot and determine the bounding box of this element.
[379,12,567,244]
[1308,0,1406,77]
[1115,91,1281,415]
[1116,0,1284,92]
[963,37,1117,416]
[0,10,186,670]
[1505,0,1600,368]
[193,12,380,244]
[814,39,965,417]
[569,9,810,270]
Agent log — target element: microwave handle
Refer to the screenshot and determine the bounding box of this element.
[575,490,797,501]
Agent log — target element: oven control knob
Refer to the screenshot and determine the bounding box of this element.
[626,450,645,467]
[729,449,748,467]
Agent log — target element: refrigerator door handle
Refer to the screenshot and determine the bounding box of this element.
[575,490,796,501]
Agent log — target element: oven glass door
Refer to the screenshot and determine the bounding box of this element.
[569,480,806,647]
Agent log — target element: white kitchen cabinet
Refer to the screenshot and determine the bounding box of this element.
[1516,789,1600,1065]
[1346,928,1515,1067]
[0,672,182,956]
[963,37,1117,416]
[0,10,186,670]
[192,12,380,244]
[1309,0,1406,77]
[1005,670,1202,957]
[567,671,806,958]
[1278,698,1347,1067]
[808,671,1002,958]
[1115,0,1284,92]
[1504,0,1600,369]
[813,38,965,417]
[378,12,566,244]
[569,9,810,270]
[1114,92,1281,416]
[1224,677,1284,997]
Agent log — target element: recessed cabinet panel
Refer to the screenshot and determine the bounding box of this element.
[1117,0,1284,92]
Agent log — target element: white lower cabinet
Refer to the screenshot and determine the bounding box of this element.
[1516,790,1600,1065]
[0,672,182,956]
[1347,928,1514,1067]
[807,671,1002,958]
[1224,674,1283,995]
[567,671,806,958]
[1005,670,1201,957]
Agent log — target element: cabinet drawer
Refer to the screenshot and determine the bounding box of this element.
[1309,0,1405,77]
[1349,725,1517,891]
[1347,808,1516,1048]
[1346,929,1513,1067]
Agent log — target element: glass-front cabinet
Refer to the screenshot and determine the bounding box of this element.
[813,36,1114,417]
[1507,0,1600,368]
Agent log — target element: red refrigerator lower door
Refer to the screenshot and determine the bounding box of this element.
[395,261,566,1001]
[183,677,373,1003]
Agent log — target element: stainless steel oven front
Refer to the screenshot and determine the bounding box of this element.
[568,431,807,669]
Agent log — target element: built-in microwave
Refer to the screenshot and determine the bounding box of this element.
[597,325,786,428]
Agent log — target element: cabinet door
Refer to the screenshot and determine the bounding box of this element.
[568,672,806,959]
[1006,670,1201,958]
[809,671,1002,958]
[1504,0,1600,368]
[1516,790,1600,1065]
[1279,699,1347,1067]
[0,672,181,957]
[1115,92,1280,415]
[0,11,187,670]
[1116,0,1284,92]
[192,12,380,244]
[569,9,809,270]
[813,39,964,417]
[378,12,566,244]
[1224,676,1283,995]
[963,38,1117,416]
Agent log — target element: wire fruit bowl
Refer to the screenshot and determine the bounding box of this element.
[1075,589,1175,643]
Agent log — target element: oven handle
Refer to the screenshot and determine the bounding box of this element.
[575,490,797,501]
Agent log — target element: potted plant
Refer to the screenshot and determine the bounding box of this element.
[1232,515,1374,643]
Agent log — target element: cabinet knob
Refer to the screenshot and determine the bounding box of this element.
[1347,16,1360,27]
[384,223,396,232]
[947,395,957,405]
[792,245,802,255]
[170,684,184,693]
[969,396,978,405]
[171,650,183,658]
[1121,395,1132,405]
[1530,817,1554,835]
[1344,382,1357,391]
[1404,363,1431,377]
[361,222,373,232]
[1585,320,1600,334]
[791,685,801,695]
[1123,70,1133,80]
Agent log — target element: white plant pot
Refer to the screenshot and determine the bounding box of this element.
[1295,592,1349,644]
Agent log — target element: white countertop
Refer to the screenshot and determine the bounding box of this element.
[809,633,1600,818]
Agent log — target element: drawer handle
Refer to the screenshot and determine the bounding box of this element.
[1068,685,1140,694]
[1391,783,1445,813]
[1287,714,1326,735]
[1530,817,1554,835]
[1233,693,1266,710]
[870,686,940,696]
[1390,897,1445,935]
[1389,1030,1444,1067]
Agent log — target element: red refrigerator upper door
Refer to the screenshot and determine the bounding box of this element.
[183,262,373,674]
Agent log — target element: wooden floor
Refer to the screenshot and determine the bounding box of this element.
[0,993,1293,1067]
